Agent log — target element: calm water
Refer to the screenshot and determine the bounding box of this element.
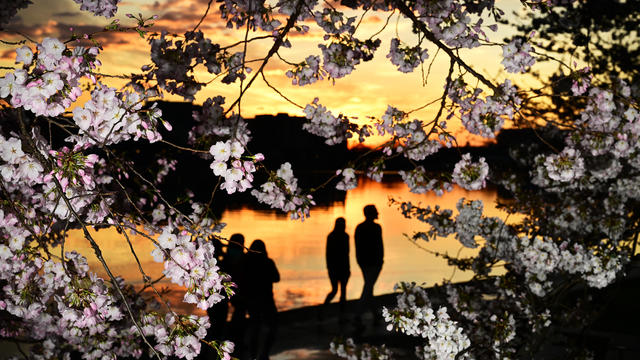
[65,175,508,314]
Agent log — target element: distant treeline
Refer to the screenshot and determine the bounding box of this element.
[97,102,563,214]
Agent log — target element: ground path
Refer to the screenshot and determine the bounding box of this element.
[270,293,418,360]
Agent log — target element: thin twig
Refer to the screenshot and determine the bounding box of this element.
[159,139,209,153]
[369,10,396,40]
[394,0,497,92]
[223,0,306,115]
[15,109,162,360]
[193,0,214,32]
[261,72,304,108]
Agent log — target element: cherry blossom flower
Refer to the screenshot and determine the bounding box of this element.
[452,153,489,190]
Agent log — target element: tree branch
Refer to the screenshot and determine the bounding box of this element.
[393,0,498,92]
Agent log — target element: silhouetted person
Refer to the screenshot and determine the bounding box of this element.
[355,204,383,322]
[243,239,280,360]
[220,233,248,354]
[324,217,350,317]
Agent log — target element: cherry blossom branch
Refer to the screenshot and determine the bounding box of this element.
[15,110,162,360]
[220,34,276,51]
[223,0,305,115]
[393,0,498,92]
[159,139,210,153]
[261,72,304,108]
[193,0,214,32]
[106,207,181,316]
[368,10,396,40]
[123,163,197,227]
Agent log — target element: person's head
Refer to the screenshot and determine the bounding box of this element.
[249,239,267,257]
[363,204,378,220]
[333,217,346,232]
[228,233,245,253]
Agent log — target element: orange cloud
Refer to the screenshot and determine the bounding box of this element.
[0,0,527,149]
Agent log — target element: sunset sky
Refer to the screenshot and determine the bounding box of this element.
[1,0,554,147]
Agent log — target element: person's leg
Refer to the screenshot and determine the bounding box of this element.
[260,306,278,360]
[324,274,339,304]
[338,275,349,321]
[369,265,382,323]
[360,266,375,301]
[356,267,374,324]
[229,300,247,354]
[370,265,381,292]
[247,307,261,360]
[338,275,348,304]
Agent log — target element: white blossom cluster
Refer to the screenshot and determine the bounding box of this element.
[448,79,520,138]
[72,0,120,18]
[396,201,457,243]
[378,106,443,161]
[377,105,406,136]
[512,236,625,296]
[546,204,594,238]
[578,88,618,134]
[314,8,356,35]
[0,38,99,117]
[151,226,230,310]
[402,198,507,249]
[383,283,471,360]
[219,0,283,31]
[209,140,262,194]
[397,197,625,298]
[189,96,251,146]
[320,36,380,79]
[556,83,640,170]
[501,38,536,73]
[320,42,360,79]
[387,38,429,73]
[303,98,350,145]
[542,147,585,183]
[452,153,489,191]
[454,199,484,248]
[335,168,358,190]
[571,67,592,96]
[286,55,324,86]
[70,83,164,146]
[251,162,315,220]
[0,136,43,186]
[415,0,485,49]
[366,161,385,182]
[0,135,111,223]
[399,166,453,195]
[140,313,212,360]
[443,281,545,357]
[0,239,145,359]
[330,338,393,360]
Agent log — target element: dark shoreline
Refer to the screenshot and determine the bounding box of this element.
[271,292,421,360]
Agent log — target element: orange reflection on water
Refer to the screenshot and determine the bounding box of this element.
[219,175,509,311]
[63,175,511,315]
[63,226,201,315]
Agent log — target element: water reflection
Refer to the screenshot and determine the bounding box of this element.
[221,175,506,311]
[63,175,510,314]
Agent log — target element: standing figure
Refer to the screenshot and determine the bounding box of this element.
[354,204,383,321]
[243,239,280,360]
[324,217,350,316]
